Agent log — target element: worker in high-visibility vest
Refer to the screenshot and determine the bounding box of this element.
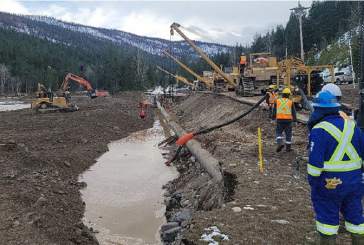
[140,109,147,120]
[239,53,247,74]
[266,84,276,122]
[272,88,297,152]
[307,90,364,245]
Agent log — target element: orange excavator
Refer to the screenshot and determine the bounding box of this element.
[60,73,109,99]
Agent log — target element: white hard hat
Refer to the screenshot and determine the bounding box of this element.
[322,83,342,97]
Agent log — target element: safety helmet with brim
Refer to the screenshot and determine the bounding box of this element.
[312,90,341,108]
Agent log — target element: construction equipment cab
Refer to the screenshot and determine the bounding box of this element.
[61,73,98,99]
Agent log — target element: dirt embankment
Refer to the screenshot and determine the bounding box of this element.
[166,92,355,245]
[0,92,154,245]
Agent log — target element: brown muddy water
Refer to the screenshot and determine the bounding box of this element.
[0,101,30,111]
[79,119,178,245]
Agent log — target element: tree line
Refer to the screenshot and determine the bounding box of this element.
[0,27,161,95]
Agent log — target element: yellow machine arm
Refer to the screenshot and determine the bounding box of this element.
[170,22,237,89]
[162,49,213,88]
[156,66,197,89]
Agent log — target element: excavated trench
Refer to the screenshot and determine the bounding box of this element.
[79,116,178,245]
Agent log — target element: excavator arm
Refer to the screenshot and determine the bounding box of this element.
[156,66,197,89]
[162,49,213,88]
[170,23,237,89]
[61,73,96,99]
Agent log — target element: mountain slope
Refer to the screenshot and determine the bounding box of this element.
[0,12,232,59]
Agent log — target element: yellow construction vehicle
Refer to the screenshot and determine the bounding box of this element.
[276,57,335,109]
[237,52,278,97]
[31,88,78,113]
[156,66,197,90]
[170,22,239,93]
[162,49,214,90]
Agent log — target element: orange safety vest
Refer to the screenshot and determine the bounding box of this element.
[240,55,247,65]
[339,110,350,120]
[140,110,147,117]
[268,91,276,104]
[276,98,293,120]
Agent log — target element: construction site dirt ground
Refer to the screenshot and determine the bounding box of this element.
[168,83,359,245]
[0,84,360,245]
[0,92,155,245]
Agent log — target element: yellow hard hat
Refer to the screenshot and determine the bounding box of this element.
[282,88,291,94]
[269,85,275,89]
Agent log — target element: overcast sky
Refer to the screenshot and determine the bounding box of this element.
[0,0,312,46]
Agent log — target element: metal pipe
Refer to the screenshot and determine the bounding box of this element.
[157,102,223,182]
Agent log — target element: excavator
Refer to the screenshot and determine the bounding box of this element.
[156,66,197,90]
[31,73,108,112]
[170,23,239,93]
[162,49,214,91]
[60,73,109,98]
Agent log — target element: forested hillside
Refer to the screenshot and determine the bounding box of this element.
[0,27,161,94]
[0,1,362,95]
[0,11,231,95]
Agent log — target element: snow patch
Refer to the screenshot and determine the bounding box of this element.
[200,226,229,245]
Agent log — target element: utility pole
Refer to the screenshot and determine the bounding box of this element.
[357,1,364,130]
[290,1,309,62]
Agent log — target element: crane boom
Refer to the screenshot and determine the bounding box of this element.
[156,66,197,89]
[170,22,237,89]
[162,49,213,88]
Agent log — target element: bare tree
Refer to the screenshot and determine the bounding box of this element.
[8,76,22,96]
[0,64,10,95]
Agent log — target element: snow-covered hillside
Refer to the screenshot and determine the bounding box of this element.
[0,12,232,59]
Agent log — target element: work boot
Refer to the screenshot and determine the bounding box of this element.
[285,144,292,152]
[351,233,364,245]
[320,234,336,245]
[276,142,284,153]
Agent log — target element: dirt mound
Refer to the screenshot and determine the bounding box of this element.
[167,93,352,245]
[0,92,154,245]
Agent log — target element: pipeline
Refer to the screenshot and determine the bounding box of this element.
[163,94,268,172]
[176,94,268,146]
[295,88,313,112]
[158,103,222,182]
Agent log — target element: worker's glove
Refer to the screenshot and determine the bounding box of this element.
[325,177,342,189]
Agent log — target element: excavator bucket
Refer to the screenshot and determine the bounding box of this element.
[88,90,97,99]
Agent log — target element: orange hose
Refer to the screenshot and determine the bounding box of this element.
[176,132,195,146]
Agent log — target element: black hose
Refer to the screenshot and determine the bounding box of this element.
[296,89,313,112]
[195,94,268,135]
[166,94,267,166]
[165,145,183,166]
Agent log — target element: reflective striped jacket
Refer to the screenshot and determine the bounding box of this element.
[308,115,364,188]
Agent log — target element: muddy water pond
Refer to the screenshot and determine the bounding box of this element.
[79,120,177,245]
[0,101,30,111]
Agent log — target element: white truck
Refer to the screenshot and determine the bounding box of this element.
[323,71,353,85]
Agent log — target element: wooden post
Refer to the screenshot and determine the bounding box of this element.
[258,127,263,172]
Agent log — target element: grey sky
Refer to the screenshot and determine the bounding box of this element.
[0,1,312,46]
